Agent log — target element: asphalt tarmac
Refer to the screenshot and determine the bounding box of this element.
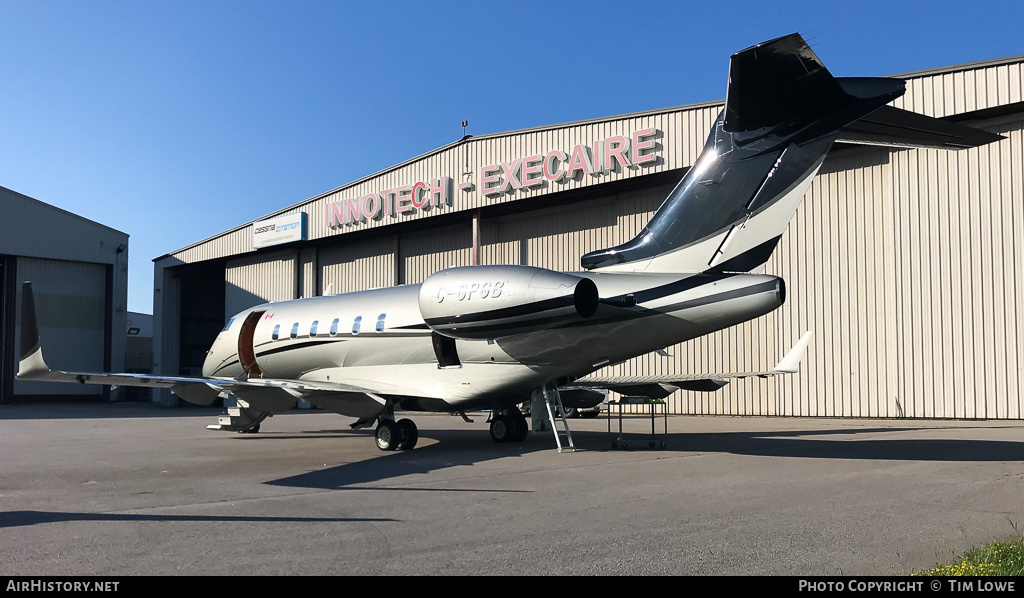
[1,402,1023,576]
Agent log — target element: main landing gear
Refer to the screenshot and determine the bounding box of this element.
[488,408,529,444]
[375,418,418,451]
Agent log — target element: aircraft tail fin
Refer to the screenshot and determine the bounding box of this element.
[722,33,847,134]
[580,33,1000,275]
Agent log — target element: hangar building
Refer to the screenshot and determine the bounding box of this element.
[153,55,1024,420]
[0,186,129,404]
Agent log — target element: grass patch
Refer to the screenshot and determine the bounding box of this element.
[914,535,1024,576]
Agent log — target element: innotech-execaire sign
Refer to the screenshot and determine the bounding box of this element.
[324,128,660,229]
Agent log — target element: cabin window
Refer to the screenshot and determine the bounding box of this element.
[310,320,319,337]
[330,318,339,337]
[272,324,280,341]
[352,316,362,336]
[376,313,386,333]
[223,317,235,331]
[290,322,299,339]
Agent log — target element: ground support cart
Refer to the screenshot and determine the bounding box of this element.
[606,396,668,450]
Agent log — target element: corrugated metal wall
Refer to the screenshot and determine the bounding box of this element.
[320,237,398,295]
[401,224,473,284]
[225,250,296,317]
[161,56,1024,419]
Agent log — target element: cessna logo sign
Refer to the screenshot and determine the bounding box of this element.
[326,128,660,229]
[253,213,307,249]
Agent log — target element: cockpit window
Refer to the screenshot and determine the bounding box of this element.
[352,316,362,336]
[272,324,280,341]
[222,317,235,332]
[376,313,386,333]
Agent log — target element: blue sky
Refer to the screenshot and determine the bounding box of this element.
[1,0,1021,314]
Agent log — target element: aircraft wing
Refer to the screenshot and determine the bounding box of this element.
[566,331,813,399]
[16,282,382,407]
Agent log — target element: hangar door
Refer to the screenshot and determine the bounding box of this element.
[12,257,107,400]
[0,256,13,403]
[225,250,297,319]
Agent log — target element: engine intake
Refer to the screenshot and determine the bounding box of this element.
[419,265,599,340]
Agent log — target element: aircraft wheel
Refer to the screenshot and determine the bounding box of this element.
[489,415,512,443]
[511,415,529,443]
[396,419,418,450]
[238,423,260,434]
[557,407,577,419]
[375,420,401,451]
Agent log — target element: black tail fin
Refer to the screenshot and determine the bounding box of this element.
[580,33,999,274]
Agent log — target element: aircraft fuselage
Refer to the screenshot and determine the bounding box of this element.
[203,270,784,415]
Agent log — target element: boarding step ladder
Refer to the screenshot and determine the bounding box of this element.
[541,384,575,453]
[206,396,269,433]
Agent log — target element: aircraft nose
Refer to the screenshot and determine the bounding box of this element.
[201,343,219,377]
[202,330,235,378]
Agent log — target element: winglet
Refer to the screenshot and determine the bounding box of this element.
[772,331,813,374]
[17,282,53,379]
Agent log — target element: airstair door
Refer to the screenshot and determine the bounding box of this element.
[237,310,265,379]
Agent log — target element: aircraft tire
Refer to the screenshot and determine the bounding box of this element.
[489,416,512,443]
[509,411,529,443]
[396,419,418,450]
[237,423,260,434]
[375,420,401,451]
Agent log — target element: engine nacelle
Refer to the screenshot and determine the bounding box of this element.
[418,265,599,340]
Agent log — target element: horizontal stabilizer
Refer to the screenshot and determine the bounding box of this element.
[838,105,1005,149]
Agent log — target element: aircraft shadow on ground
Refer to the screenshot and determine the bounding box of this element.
[662,427,1024,462]
[265,428,551,491]
[0,404,220,420]
[265,425,1024,491]
[0,511,395,529]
